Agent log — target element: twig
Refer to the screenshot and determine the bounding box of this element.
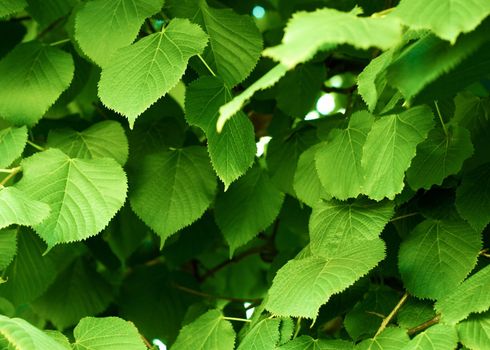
[197,54,216,77]
[0,166,21,188]
[223,316,251,323]
[172,283,261,303]
[407,314,441,336]
[27,140,45,151]
[141,334,153,349]
[293,317,302,339]
[375,292,409,337]
[480,248,490,258]
[434,101,448,137]
[322,86,356,94]
[390,212,419,222]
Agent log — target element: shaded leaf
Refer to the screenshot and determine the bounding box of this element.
[0,126,27,168]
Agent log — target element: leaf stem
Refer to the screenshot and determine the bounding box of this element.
[480,248,490,258]
[0,168,19,173]
[434,101,448,137]
[197,54,217,77]
[407,314,440,336]
[26,140,45,151]
[0,166,22,188]
[49,38,71,46]
[293,317,302,339]
[172,283,261,303]
[375,291,409,337]
[390,212,419,222]
[223,317,251,323]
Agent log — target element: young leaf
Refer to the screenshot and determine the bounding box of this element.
[266,238,385,319]
[214,165,284,255]
[401,324,458,350]
[456,163,490,232]
[263,8,401,68]
[73,317,147,350]
[315,111,374,200]
[75,0,164,67]
[0,41,74,125]
[0,126,27,168]
[15,149,127,248]
[185,77,256,187]
[129,146,217,244]
[406,125,473,190]
[172,310,235,350]
[47,120,129,165]
[0,0,26,17]
[361,106,434,200]
[167,0,262,87]
[0,187,50,230]
[0,315,67,350]
[279,336,354,350]
[309,198,393,257]
[0,228,16,271]
[237,318,280,350]
[398,218,481,299]
[435,265,490,324]
[457,311,490,350]
[98,18,208,128]
[356,327,410,350]
[392,0,490,43]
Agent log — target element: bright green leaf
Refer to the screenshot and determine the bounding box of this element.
[361,106,434,200]
[0,126,27,168]
[0,229,16,271]
[237,318,280,350]
[356,327,410,350]
[16,149,127,248]
[98,18,208,127]
[401,324,457,350]
[75,0,164,67]
[457,311,490,350]
[280,336,354,350]
[0,41,74,126]
[0,187,50,230]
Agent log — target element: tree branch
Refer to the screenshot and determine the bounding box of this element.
[407,314,441,336]
[172,283,261,303]
[375,292,409,336]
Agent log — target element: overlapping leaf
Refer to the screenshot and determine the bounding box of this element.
[0,228,16,271]
[0,41,74,125]
[0,0,26,17]
[457,311,490,350]
[98,18,208,127]
[356,327,410,350]
[237,318,280,350]
[26,0,77,28]
[0,126,27,168]
[401,324,458,350]
[280,336,354,350]
[0,187,50,230]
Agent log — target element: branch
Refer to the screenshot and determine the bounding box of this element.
[480,248,490,258]
[375,292,409,337]
[172,283,261,303]
[407,314,441,336]
[0,166,22,188]
[321,86,356,94]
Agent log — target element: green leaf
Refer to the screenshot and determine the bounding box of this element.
[0,41,74,126]
[456,163,490,232]
[185,77,256,187]
[293,144,330,207]
[172,310,235,350]
[356,327,410,350]
[279,336,354,350]
[309,199,393,257]
[0,187,51,230]
[26,0,77,28]
[75,0,164,67]
[457,311,490,350]
[73,317,147,350]
[399,218,481,299]
[263,8,401,68]
[0,126,27,168]
[33,259,113,330]
[401,324,458,350]
[45,330,71,349]
[266,238,385,319]
[237,318,280,350]
[397,299,436,330]
[47,120,129,165]
[98,18,208,128]
[315,111,374,200]
[16,149,127,248]
[217,64,288,132]
[0,0,26,17]
[435,265,490,324]
[0,315,67,350]
[392,0,490,43]
[215,165,284,255]
[167,0,262,87]
[0,229,16,271]
[129,146,217,244]
[361,106,434,200]
[406,125,473,190]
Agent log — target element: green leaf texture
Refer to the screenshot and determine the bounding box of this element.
[280,336,354,350]
[237,318,280,350]
[356,327,410,350]
[401,324,458,350]
[0,126,27,168]
[457,311,490,350]
[0,187,50,230]
[0,0,26,18]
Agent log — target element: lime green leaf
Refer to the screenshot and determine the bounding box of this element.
[44,330,71,349]
[315,111,374,200]
[361,106,434,200]
[15,149,127,248]
[356,327,410,350]
[0,0,26,17]
[129,146,217,243]
[0,187,51,230]
[214,165,284,255]
[401,324,457,350]
[280,336,354,350]
[0,41,74,126]
[73,317,147,350]
[47,120,129,165]
[185,77,255,187]
[456,163,490,232]
[168,0,262,87]
[172,310,235,350]
[237,318,280,350]
[457,311,490,350]
[266,238,385,319]
[217,64,287,132]
[435,265,490,324]
[406,125,473,190]
[293,144,330,207]
[0,315,67,350]
[75,0,164,67]
[263,8,401,68]
[33,259,113,330]
[0,126,27,168]
[309,199,393,257]
[98,18,208,128]
[0,229,16,271]
[398,219,481,299]
[392,0,490,43]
